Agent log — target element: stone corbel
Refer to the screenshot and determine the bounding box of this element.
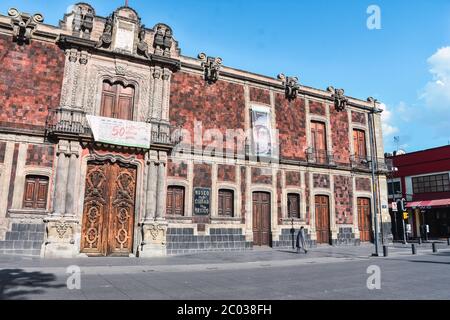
[198,53,223,84]
[328,86,348,112]
[8,8,44,45]
[278,73,300,101]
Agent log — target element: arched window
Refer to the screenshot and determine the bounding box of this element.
[218,189,234,217]
[23,175,49,210]
[166,186,185,216]
[100,80,135,121]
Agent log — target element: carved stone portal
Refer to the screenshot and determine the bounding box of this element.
[139,221,168,257]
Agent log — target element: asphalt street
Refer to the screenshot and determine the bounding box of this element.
[0,244,449,300]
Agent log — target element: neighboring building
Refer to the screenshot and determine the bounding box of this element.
[386,146,450,240]
[0,3,391,258]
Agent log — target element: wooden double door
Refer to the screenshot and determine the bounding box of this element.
[253,192,271,246]
[358,198,372,242]
[315,195,330,244]
[81,161,137,256]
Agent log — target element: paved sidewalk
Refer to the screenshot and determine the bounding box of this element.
[1,243,448,274]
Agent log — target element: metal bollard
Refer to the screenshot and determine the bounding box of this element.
[418,238,422,245]
[432,242,438,253]
[447,238,450,246]
[411,244,416,255]
[383,245,388,257]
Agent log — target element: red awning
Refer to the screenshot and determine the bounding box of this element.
[407,199,450,208]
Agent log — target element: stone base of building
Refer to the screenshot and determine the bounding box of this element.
[0,222,45,256]
[333,227,360,246]
[165,227,252,255]
[272,228,317,249]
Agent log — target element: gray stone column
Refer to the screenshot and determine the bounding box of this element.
[53,152,69,215]
[145,160,158,220]
[65,153,79,215]
[155,161,167,219]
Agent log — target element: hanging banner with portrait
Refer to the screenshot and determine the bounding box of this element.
[251,106,273,157]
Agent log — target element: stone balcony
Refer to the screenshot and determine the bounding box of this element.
[306,147,336,167]
[45,108,180,149]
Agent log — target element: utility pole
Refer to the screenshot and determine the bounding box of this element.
[367,97,383,257]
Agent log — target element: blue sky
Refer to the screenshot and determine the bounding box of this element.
[1,0,450,153]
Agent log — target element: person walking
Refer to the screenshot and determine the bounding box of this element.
[296,226,308,254]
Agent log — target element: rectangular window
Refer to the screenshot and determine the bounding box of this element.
[287,193,300,219]
[166,186,185,216]
[218,189,234,217]
[100,81,135,121]
[388,181,401,197]
[353,129,367,159]
[412,174,450,194]
[311,121,327,164]
[23,176,49,209]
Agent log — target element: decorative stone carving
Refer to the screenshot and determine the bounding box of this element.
[71,3,95,39]
[153,24,173,57]
[198,53,223,84]
[328,86,348,112]
[137,24,150,59]
[43,216,80,258]
[55,220,71,238]
[139,221,168,257]
[278,73,300,100]
[8,8,44,45]
[79,51,89,65]
[96,14,113,48]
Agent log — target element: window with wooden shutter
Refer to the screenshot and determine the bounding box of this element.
[287,193,300,218]
[166,186,185,216]
[311,121,327,164]
[100,80,135,121]
[218,189,234,217]
[23,175,49,210]
[353,129,367,159]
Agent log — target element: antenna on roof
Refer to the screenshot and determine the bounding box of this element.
[394,136,400,152]
[125,0,129,7]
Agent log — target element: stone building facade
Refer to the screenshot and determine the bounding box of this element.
[0,4,391,258]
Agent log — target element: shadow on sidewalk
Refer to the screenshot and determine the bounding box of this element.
[0,269,65,300]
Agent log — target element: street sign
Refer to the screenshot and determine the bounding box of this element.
[391,202,398,212]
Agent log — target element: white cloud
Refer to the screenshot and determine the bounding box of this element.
[420,46,450,137]
[421,47,450,110]
[379,103,399,136]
